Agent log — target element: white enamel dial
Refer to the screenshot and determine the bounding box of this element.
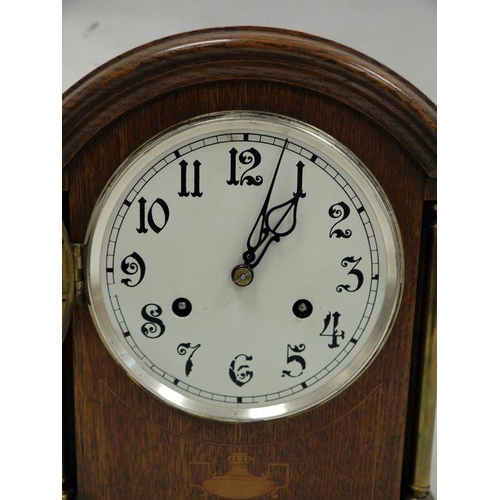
[86,111,403,421]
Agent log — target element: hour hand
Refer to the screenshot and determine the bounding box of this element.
[232,155,305,286]
[241,140,289,264]
[243,180,305,268]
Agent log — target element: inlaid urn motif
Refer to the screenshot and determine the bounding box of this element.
[190,453,289,499]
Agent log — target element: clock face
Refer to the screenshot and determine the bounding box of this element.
[86,111,403,421]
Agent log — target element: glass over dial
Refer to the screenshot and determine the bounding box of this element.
[86,111,403,421]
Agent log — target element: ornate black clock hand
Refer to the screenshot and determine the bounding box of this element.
[232,144,306,286]
[242,139,289,265]
[244,184,305,268]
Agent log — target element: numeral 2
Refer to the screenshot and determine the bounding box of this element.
[328,201,352,238]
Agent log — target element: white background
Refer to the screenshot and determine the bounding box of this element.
[4,2,497,499]
[62,0,436,102]
[62,0,437,497]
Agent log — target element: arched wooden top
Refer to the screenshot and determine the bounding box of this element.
[63,26,436,177]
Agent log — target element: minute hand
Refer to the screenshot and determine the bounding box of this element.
[243,145,306,268]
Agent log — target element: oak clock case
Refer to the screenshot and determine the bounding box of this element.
[85,111,403,422]
[63,27,436,500]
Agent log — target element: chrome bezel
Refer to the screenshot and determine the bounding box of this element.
[85,111,404,422]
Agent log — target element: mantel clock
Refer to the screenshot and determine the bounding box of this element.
[63,27,436,500]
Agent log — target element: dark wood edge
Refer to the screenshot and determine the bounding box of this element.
[62,26,436,176]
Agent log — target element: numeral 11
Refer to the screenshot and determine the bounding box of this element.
[179,159,203,197]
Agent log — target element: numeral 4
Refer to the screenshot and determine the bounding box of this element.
[319,311,345,348]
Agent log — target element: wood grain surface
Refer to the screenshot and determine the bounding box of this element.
[63,27,436,500]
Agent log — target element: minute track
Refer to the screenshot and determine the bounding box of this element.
[87,111,402,422]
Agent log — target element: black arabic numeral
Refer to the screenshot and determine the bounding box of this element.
[120,252,146,287]
[319,311,345,348]
[328,201,352,238]
[136,197,170,234]
[227,147,263,186]
[336,256,364,293]
[281,344,306,377]
[140,303,165,338]
[177,343,201,376]
[229,354,254,387]
[179,159,203,197]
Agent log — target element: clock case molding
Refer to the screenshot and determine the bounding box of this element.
[62,27,436,500]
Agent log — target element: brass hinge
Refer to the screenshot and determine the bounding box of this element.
[63,223,88,340]
[72,243,86,306]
